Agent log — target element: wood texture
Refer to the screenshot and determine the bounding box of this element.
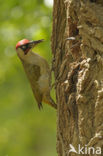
[52,0,103,155]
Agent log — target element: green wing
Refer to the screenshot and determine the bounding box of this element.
[22,62,43,109]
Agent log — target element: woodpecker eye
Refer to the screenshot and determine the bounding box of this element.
[20,44,30,55]
[21,45,27,50]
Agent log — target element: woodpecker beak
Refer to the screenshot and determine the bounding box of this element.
[28,39,44,49]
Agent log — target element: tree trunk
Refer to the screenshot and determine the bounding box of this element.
[52,0,103,155]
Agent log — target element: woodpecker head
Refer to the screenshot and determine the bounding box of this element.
[16,39,44,59]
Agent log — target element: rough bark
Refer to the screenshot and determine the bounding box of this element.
[52,0,103,156]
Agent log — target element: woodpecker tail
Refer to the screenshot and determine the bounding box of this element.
[38,102,43,110]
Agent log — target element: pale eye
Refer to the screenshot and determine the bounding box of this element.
[20,45,27,51]
[22,45,26,49]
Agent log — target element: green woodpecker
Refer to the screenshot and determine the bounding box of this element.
[16,39,57,110]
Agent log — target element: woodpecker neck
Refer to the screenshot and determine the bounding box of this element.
[17,48,33,62]
[17,48,42,65]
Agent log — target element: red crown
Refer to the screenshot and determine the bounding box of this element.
[16,39,30,49]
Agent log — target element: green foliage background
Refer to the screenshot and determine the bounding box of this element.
[0,0,57,155]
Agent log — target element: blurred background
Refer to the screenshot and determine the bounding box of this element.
[0,0,57,156]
